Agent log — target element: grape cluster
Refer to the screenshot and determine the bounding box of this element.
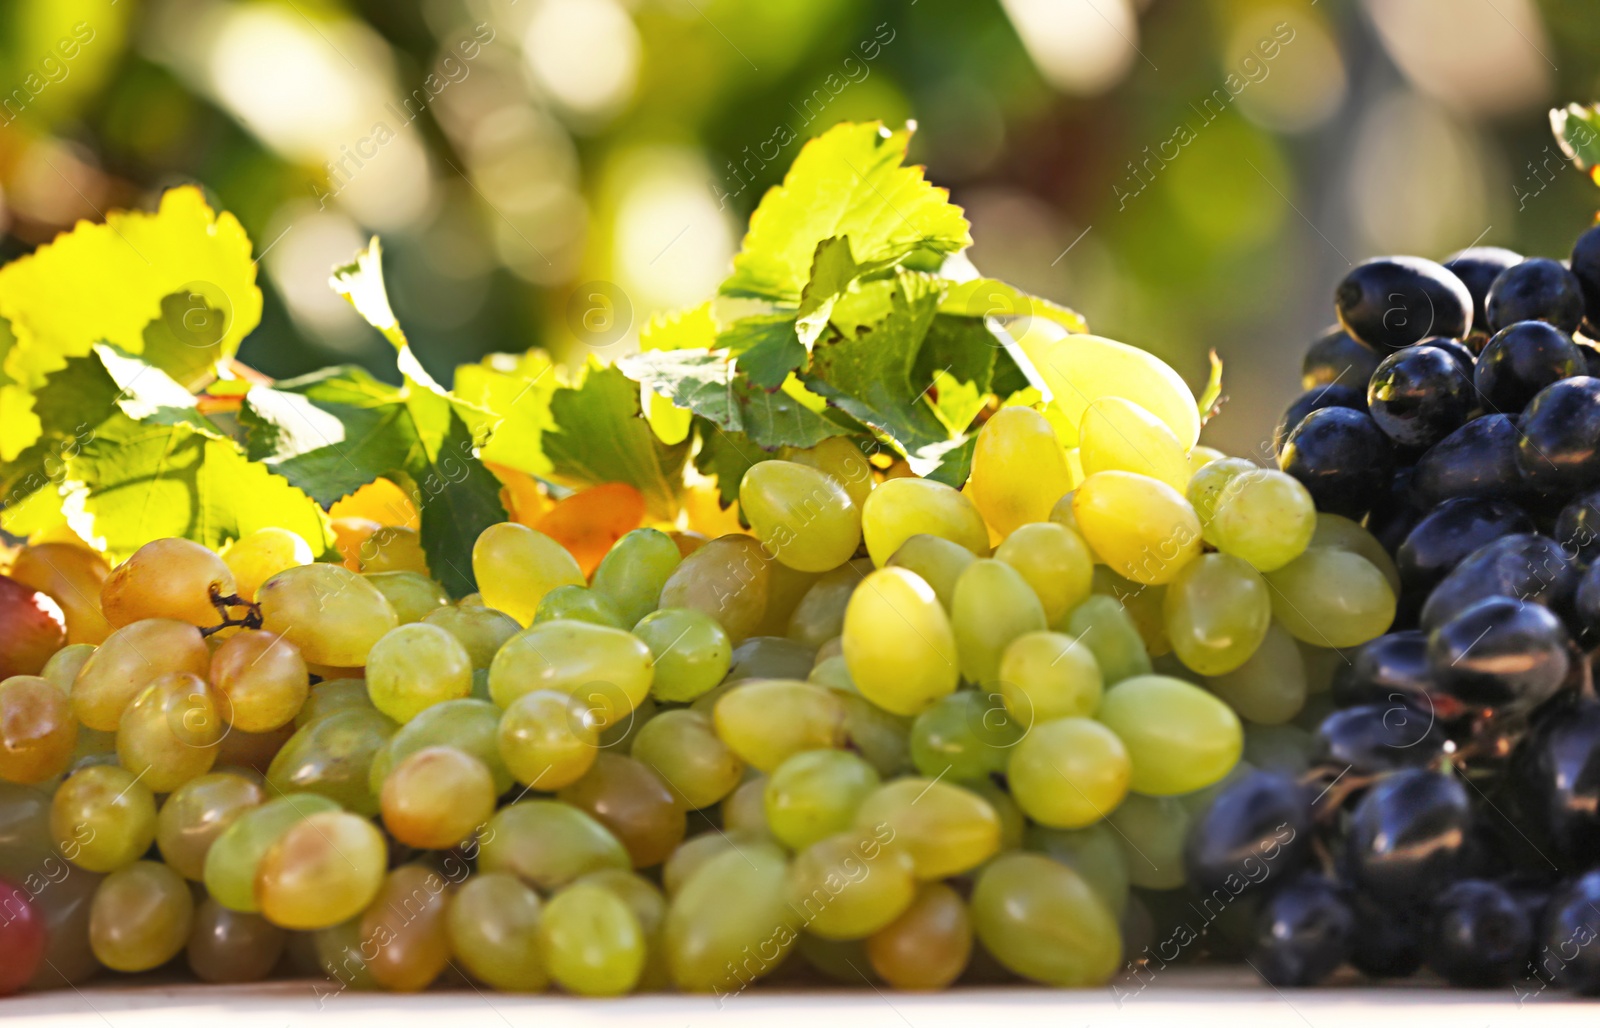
[0,330,1411,997]
[1212,228,1600,991]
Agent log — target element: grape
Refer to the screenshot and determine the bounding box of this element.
[972,851,1121,985]
[629,709,743,810]
[497,689,600,790]
[207,630,309,733]
[539,882,645,996]
[657,534,772,643]
[739,460,863,573]
[1335,256,1472,348]
[156,771,266,880]
[256,810,387,930]
[1063,595,1152,685]
[380,746,496,849]
[968,407,1075,537]
[117,671,224,792]
[1078,396,1191,492]
[366,623,473,723]
[1072,471,1202,585]
[712,679,845,771]
[1025,822,1129,914]
[257,564,399,667]
[1105,792,1188,889]
[663,840,795,992]
[797,933,875,983]
[764,749,881,850]
[532,584,627,628]
[1162,553,1271,676]
[203,793,339,912]
[841,568,958,717]
[421,604,520,669]
[0,675,76,783]
[853,778,999,879]
[1015,331,1201,448]
[447,872,547,991]
[825,675,913,778]
[187,896,285,983]
[951,559,1047,686]
[1098,675,1242,795]
[88,860,195,971]
[632,607,731,703]
[908,690,1022,782]
[360,863,453,992]
[759,559,827,641]
[788,828,916,940]
[721,776,773,838]
[51,764,157,873]
[0,878,44,995]
[1007,717,1129,829]
[1204,624,1306,726]
[488,620,653,730]
[965,775,1026,850]
[220,528,313,604]
[994,522,1093,626]
[997,631,1102,726]
[663,831,761,897]
[359,526,432,575]
[1249,875,1355,987]
[787,561,869,648]
[591,527,683,628]
[8,542,112,645]
[1308,513,1401,594]
[40,643,94,693]
[101,538,235,629]
[1426,880,1533,987]
[1428,596,1569,715]
[213,722,293,777]
[266,707,396,816]
[377,697,512,795]
[1264,548,1396,648]
[576,867,667,937]
[295,678,374,729]
[1278,407,1395,521]
[72,618,210,731]
[1188,457,1252,526]
[884,534,975,610]
[861,477,989,566]
[1486,257,1585,333]
[557,753,686,868]
[865,882,971,990]
[1189,444,1227,471]
[0,575,66,680]
[782,436,875,508]
[364,570,449,624]
[1206,468,1317,572]
[1369,345,1475,449]
[477,801,630,891]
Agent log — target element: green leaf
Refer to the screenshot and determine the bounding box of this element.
[722,122,971,303]
[721,315,804,390]
[617,348,848,450]
[1552,103,1600,176]
[542,363,690,519]
[1198,349,1226,426]
[938,278,1089,334]
[912,435,976,488]
[692,420,765,507]
[453,352,559,479]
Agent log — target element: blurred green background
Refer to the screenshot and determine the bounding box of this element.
[2,0,1598,456]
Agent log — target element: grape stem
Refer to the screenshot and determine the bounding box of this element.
[203,586,263,636]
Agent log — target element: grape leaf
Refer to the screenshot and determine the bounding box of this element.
[1552,103,1600,178]
[540,362,691,518]
[720,314,804,390]
[453,352,560,478]
[722,122,971,303]
[617,348,848,450]
[692,420,765,507]
[639,304,716,444]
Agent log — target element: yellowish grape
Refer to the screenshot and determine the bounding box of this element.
[1072,471,1202,585]
[967,407,1074,537]
[841,568,958,716]
[860,478,989,566]
[471,523,585,626]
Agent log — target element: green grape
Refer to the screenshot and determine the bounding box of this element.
[1264,547,1397,648]
[752,559,821,638]
[421,604,521,670]
[629,709,743,810]
[725,635,817,683]
[186,896,286,983]
[357,526,430,575]
[574,869,667,964]
[89,860,194,972]
[362,571,449,625]
[663,831,764,897]
[994,522,1094,627]
[908,690,1022,781]
[841,568,959,717]
[969,407,1075,538]
[1007,717,1129,829]
[1072,471,1202,586]
[1106,792,1189,889]
[861,477,989,567]
[786,561,870,649]
[721,775,773,838]
[488,620,654,729]
[739,460,863,573]
[156,771,266,880]
[712,679,845,772]
[1163,553,1271,676]
[885,534,977,611]
[116,671,223,792]
[365,623,472,723]
[853,778,999,879]
[294,678,374,729]
[497,690,599,790]
[865,882,972,989]
[1078,396,1191,492]
[1096,675,1242,795]
[101,538,234,629]
[378,697,513,795]
[951,559,1047,686]
[1298,639,1343,695]
[1242,723,1315,775]
[266,707,397,816]
[538,882,645,996]
[309,915,377,991]
[817,669,913,778]
[203,793,339,912]
[0,674,76,783]
[359,864,452,992]
[1189,445,1227,472]
[257,564,399,668]
[478,801,630,891]
[1204,624,1307,726]
[796,933,875,983]
[471,522,585,626]
[1092,566,1170,656]
[447,872,547,991]
[1025,822,1129,914]
[663,840,796,992]
[1310,513,1402,594]
[763,750,881,851]
[209,630,308,733]
[1205,468,1317,572]
[788,828,916,940]
[50,764,157,872]
[1048,490,1081,534]
[657,535,772,644]
[781,435,874,508]
[633,607,731,703]
[557,753,686,868]
[591,528,683,628]
[963,776,1026,851]
[71,618,210,732]
[380,746,496,849]
[257,810,387,930]
[532,584,627,628]
[221,527,313,604]
[970,852,1121,986]
[1186,456,1254,528]
[1064,595,1152,685]
[40,643,94,694]
[997,631,1102,727]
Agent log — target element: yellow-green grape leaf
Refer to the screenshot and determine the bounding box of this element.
[639,304,717,444]
[1552,103,1600,180]
[454,352,561,478]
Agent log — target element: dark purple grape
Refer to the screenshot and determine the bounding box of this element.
[1513,701,1600,865]
[1426,597,1569,715]
[1419,335,1477,378]
[1555,488,1600,565]
[1427,880,1533,987]
[1486,258,1586,335]
[1335,256,1473,350]
[1444,245,1522,337]
[1418,534,1578,630]
[1411,414,1526,505]
[1183,770,1312,896]
[1367,344,1474,448]
[1368,467,1427,555]
[1571,224,1600,336]
[1350,895,1425,978]
[1302,326,1382,392]
[1331,631,1431,709]
[1515,376,1600,495]
[1278,407,1395,520]
[1396,497,1534,597]
[1343,769,1471,904]
[1537,870,1600,992]
[1473,321,1583,414]
[1274,385,1368,453]
[1313,702,1445,774]
[1576,561,1600,642]
[1248,876,1355,987]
